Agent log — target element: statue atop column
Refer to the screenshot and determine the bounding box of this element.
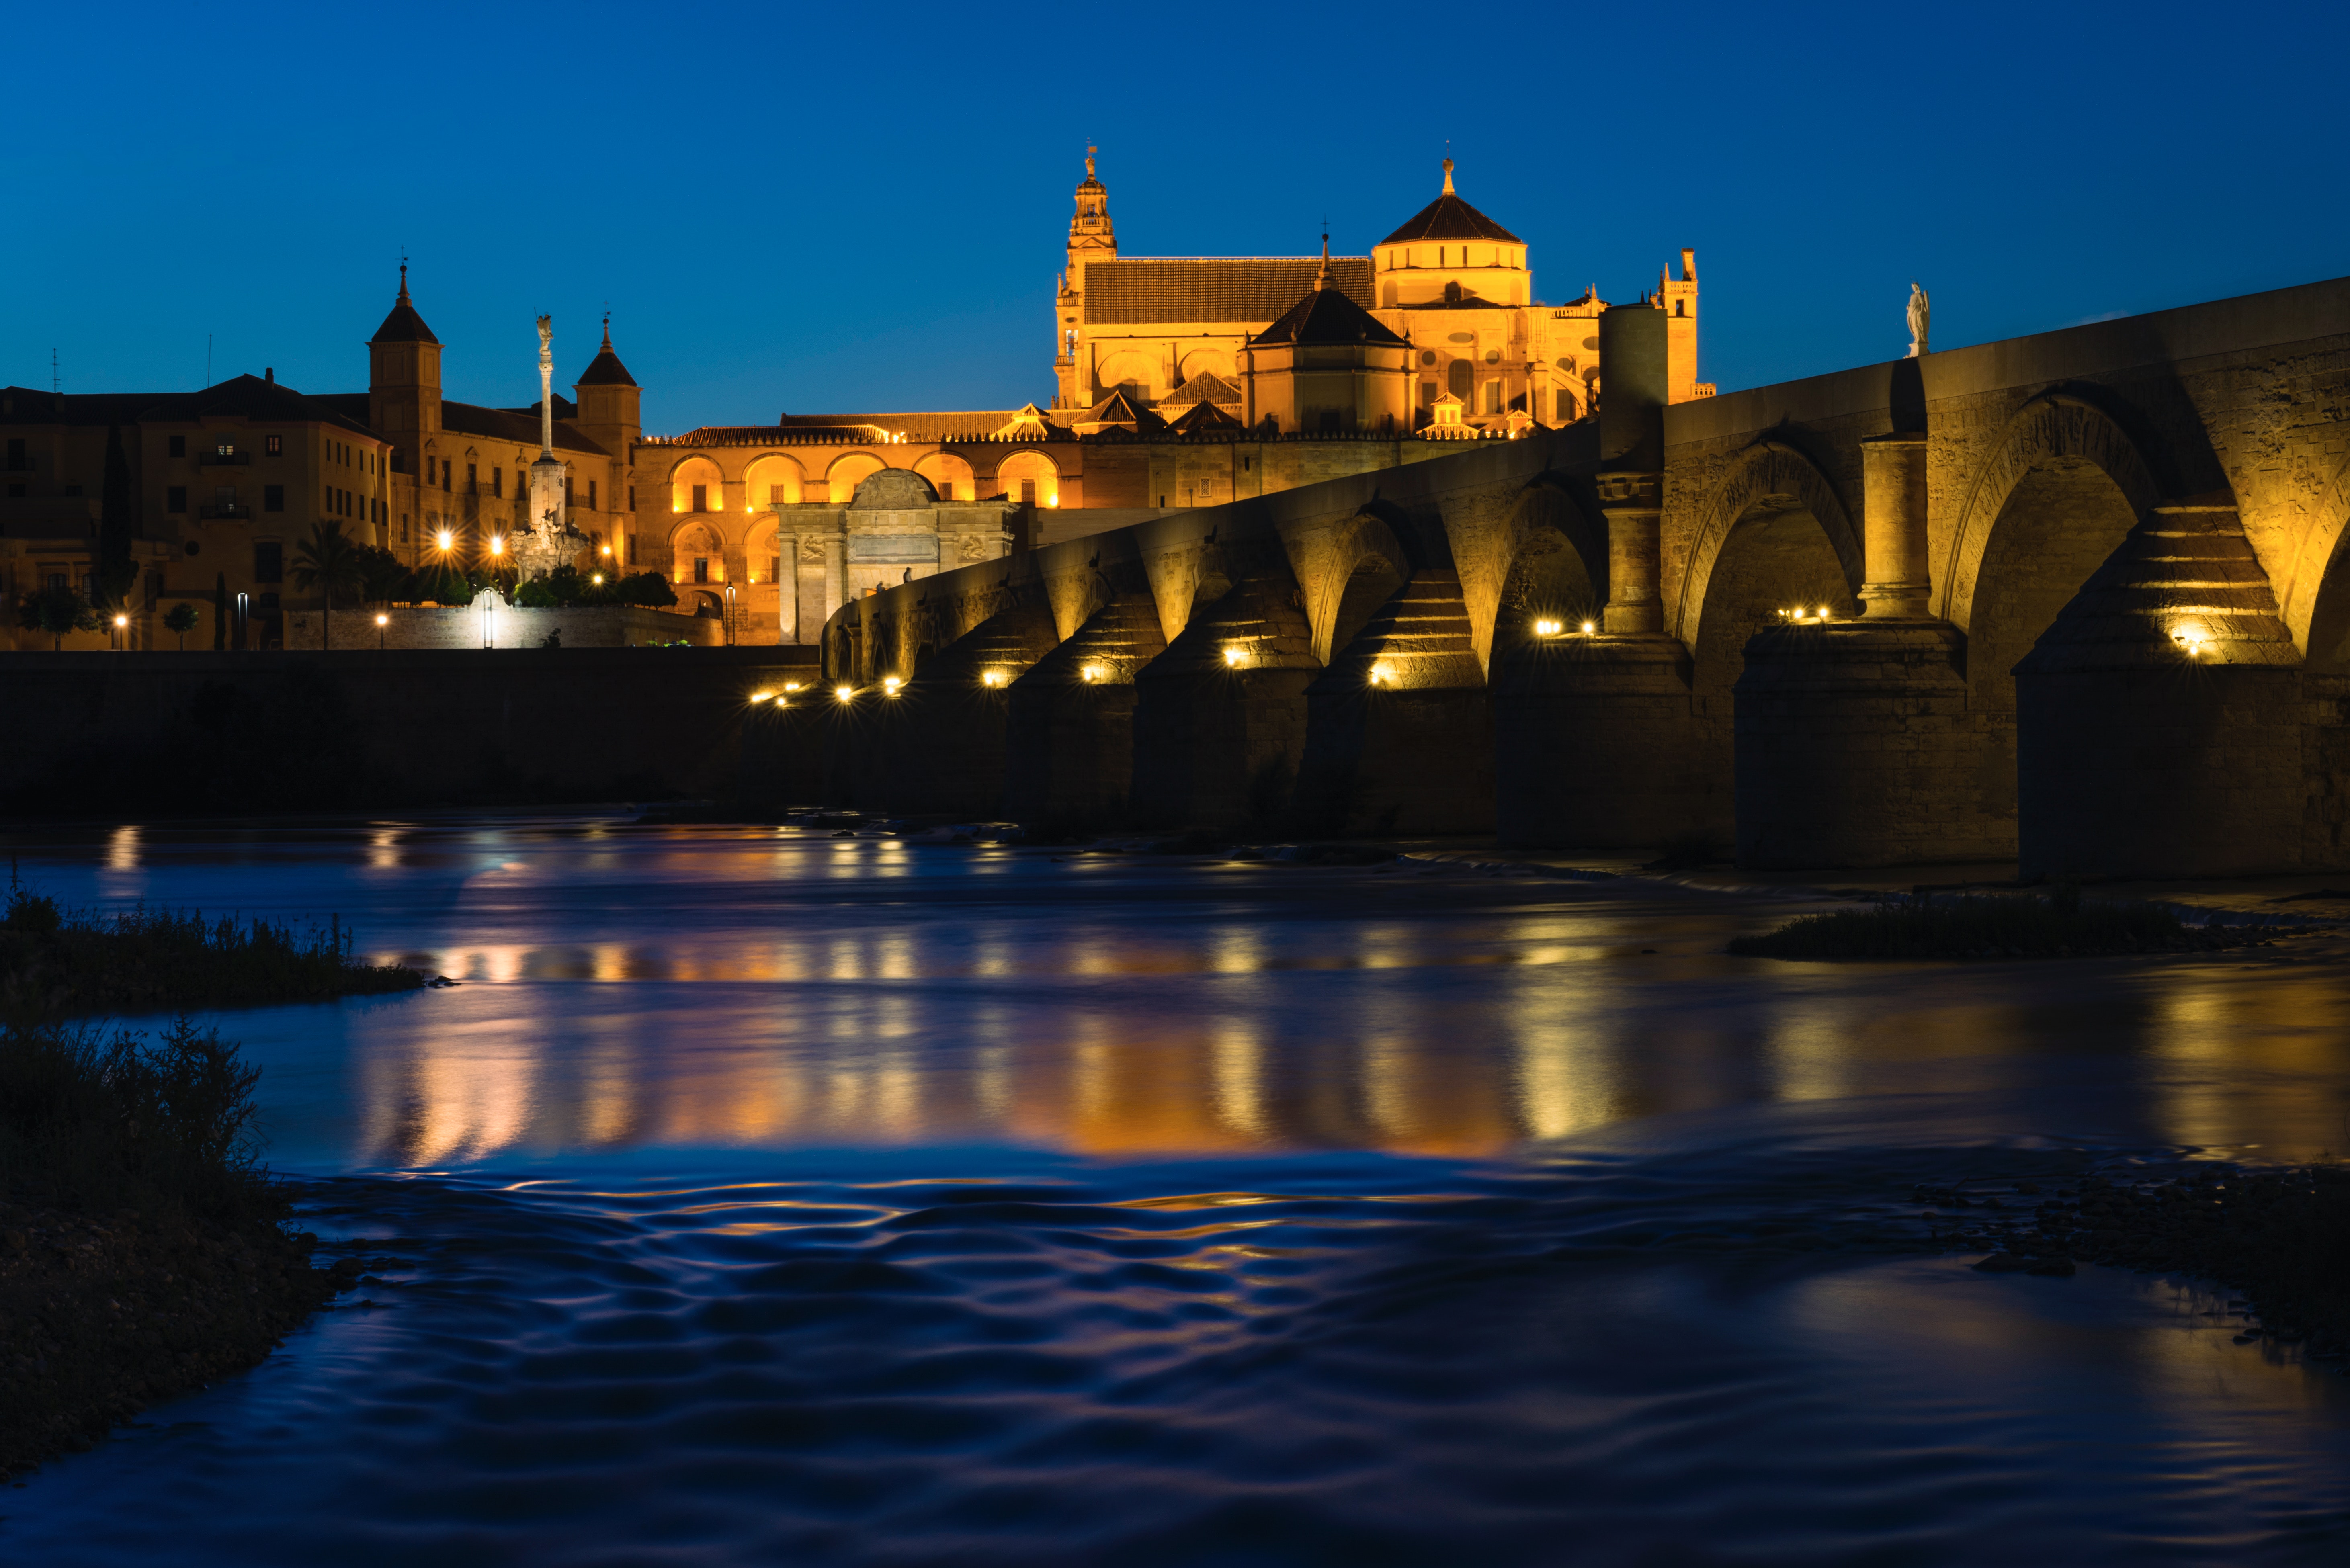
[520,314,575,579]
[1906,282,1930,358]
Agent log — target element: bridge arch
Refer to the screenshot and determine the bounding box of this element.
[2280,448,2350,663]
[1672,438,1858,649]
[1936,391,2162,635]
[1483,478,1604,674]
[1305,508,1416,665]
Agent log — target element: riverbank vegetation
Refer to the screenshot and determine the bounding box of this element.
[1727,888,2258,960]
[0,1017,355,1474]
[2,884,424,1016]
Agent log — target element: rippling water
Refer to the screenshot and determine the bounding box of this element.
[3,818,2348,1564]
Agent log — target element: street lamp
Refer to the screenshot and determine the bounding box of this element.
[112,612,127,651]
[375,611,389,650]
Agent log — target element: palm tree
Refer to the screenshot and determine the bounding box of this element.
[291,520,367,650]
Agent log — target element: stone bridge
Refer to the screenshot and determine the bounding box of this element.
[796,275,2350,876]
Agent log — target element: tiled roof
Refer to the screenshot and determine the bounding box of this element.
[1160,371,1242,407]
[1169,400,1245,433]
[1379,190,1523,246]
[1250,285,1409,348]
[3,376,380,438]
[369,274,440,344]
[438,399,609,456]
[575,329,637,387]
[1084,257,1373,323]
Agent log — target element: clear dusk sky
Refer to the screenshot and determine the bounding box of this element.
[6,0,2346,433]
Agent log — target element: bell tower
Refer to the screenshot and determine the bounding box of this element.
[367,264,442,476]
[1055,147,1117,408]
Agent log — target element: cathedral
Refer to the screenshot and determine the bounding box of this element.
[3,155,1706,650]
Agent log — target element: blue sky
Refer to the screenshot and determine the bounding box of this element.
[6,1,2346,432]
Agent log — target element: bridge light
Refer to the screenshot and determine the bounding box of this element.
[981,669,1007,688]
[749,691,771,704]
[1223,646,1248,667]
[1815,605,1829,620]
[1370,663,1394,686]
[835,684,854,702]
[436,529,453,550]
[489,535,505,556]
[1533,618,1562,637]
[784,682,803,693]
[1580,620,1596,635]
[1081,663,1104,683]
[2172,621,2210,657]
[882,676,902,697]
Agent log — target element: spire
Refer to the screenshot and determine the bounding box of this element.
[1315,231,1330,291]
[370,264,439,344]
[1442,156,1454,194]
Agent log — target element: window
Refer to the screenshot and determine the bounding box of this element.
[492,467,502,498]
[166,436,184,459]
[691,484,707,513]
[586,479,596,509]
[627,534,639,565]
[401,513,409,542]
[769,484,789,504]
[441,462,451,493]
[215,485,237,510]
[62,484,83,497]
[466,462,477,493]
[1447,359,1472,401]
[693,557,710,583]
[266,434,282,456]
[167,485,188,512]
[564,476,574,506]
[1484,381,1501,414]
[768,556,780,583]
[217,440,235,458]
[628,486,635,512]
[254,542,283,583]
[264,485,284,512]
[323,487,334,513]
[1419,381,1436,407]
[1555,389,1574,423]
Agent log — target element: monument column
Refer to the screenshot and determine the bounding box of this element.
[1859,433,1931,618]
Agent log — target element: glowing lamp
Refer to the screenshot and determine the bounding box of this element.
[834,684,854,702]
[783,682,803,693]
[981,669,1007,688]
[1815,606,1828,620]
[882,676,902,698]
[436,530,452,550]
[750,691,771,704]
[489,536,505,556]
[1580,620,1596,635]
[591,573,604,586]
[1222,646,1248,667]
[1080,664,1104,683]
[1534,618,1562,637]
[1370,663,1394,686]
[375,613,388,627]
[2172,621,2211,657]
[113,613,127,628]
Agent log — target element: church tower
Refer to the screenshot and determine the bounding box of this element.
[368,264,442,474]
[1055,148,1117,408]
[574,316,642,557]
[1658,249,1711,402]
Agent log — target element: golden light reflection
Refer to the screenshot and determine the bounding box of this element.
[105,824,141,872]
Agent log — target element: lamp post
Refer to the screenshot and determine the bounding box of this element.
[376,611,389,650]
[724,583,738,646]
[112,612,127,652]
[235,592,249,652]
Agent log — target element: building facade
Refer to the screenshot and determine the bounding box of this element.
[7,156,1705,650]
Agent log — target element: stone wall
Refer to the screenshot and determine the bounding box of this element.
[0,647,818,813]
[283,601,721,650]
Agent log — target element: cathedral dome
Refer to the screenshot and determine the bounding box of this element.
[1379,159,1523,246]
[1372,161,1530,309]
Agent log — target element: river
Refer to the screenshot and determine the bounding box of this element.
[2,817,2346,1564]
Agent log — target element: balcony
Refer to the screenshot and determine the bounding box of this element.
[199,450,254,466]
[199,503,252,520]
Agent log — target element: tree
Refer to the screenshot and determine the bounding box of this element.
[353,544,408,606]
[164,601,200,650]
[18,584,100,651]
[614,571,676,608]
[290,520,367,649]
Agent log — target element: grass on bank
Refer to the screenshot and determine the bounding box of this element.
[1729,886,2200,960]
[2,884,424,1016]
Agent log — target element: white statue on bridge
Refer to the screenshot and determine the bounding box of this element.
[1907,282,1930,358]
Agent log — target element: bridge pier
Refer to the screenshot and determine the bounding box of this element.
[1732,622,1998,866]
[2017,500,2305,878]
[1131,576,1319,830]
[1730,431,2008,867]
[1297,570,1492,833]
[1492,634,1715,847]
[852,599,1058,818]
[1003,595,1168,830]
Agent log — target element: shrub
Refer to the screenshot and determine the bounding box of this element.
[514,576,560,608]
